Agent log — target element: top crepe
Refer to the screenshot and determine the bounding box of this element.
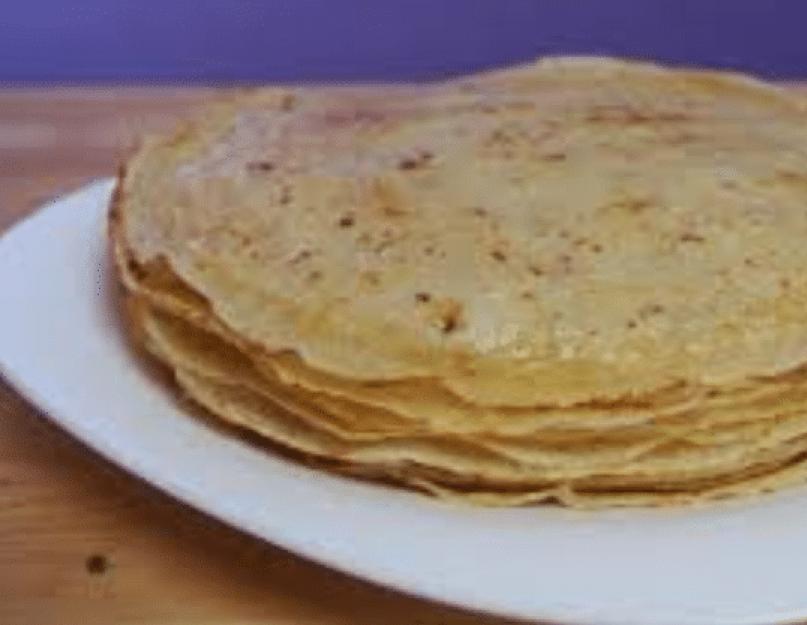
[115,57,807,407]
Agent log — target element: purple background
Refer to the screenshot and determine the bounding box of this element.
[2,0,807,84]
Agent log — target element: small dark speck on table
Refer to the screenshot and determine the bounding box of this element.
[85,553,111,575]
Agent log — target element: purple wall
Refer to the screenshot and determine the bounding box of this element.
[2,0,806,84]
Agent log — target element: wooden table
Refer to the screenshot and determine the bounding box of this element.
[0,89,524,625]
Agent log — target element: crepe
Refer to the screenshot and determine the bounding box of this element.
[110,56,807,507]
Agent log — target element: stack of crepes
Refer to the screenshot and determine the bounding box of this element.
[110,57,807,507]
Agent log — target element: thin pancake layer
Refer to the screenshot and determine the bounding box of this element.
[117,238,807,440]
[110,57,807,507]
[128,292,807,492]
[115,57,807,406]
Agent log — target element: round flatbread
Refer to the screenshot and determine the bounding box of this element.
[110,57,807,506]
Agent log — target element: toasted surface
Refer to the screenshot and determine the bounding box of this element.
[116,57,807,406]
[111,57,807,506]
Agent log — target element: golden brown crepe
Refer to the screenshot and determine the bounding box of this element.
[110,57,807,507]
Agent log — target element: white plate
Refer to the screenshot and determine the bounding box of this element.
[3,180,807,625]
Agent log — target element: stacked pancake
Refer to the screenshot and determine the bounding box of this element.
[110,57,807,507]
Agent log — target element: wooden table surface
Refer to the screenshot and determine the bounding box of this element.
[0,88,525,625]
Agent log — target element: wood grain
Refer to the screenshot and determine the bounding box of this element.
[0,88,524,625]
